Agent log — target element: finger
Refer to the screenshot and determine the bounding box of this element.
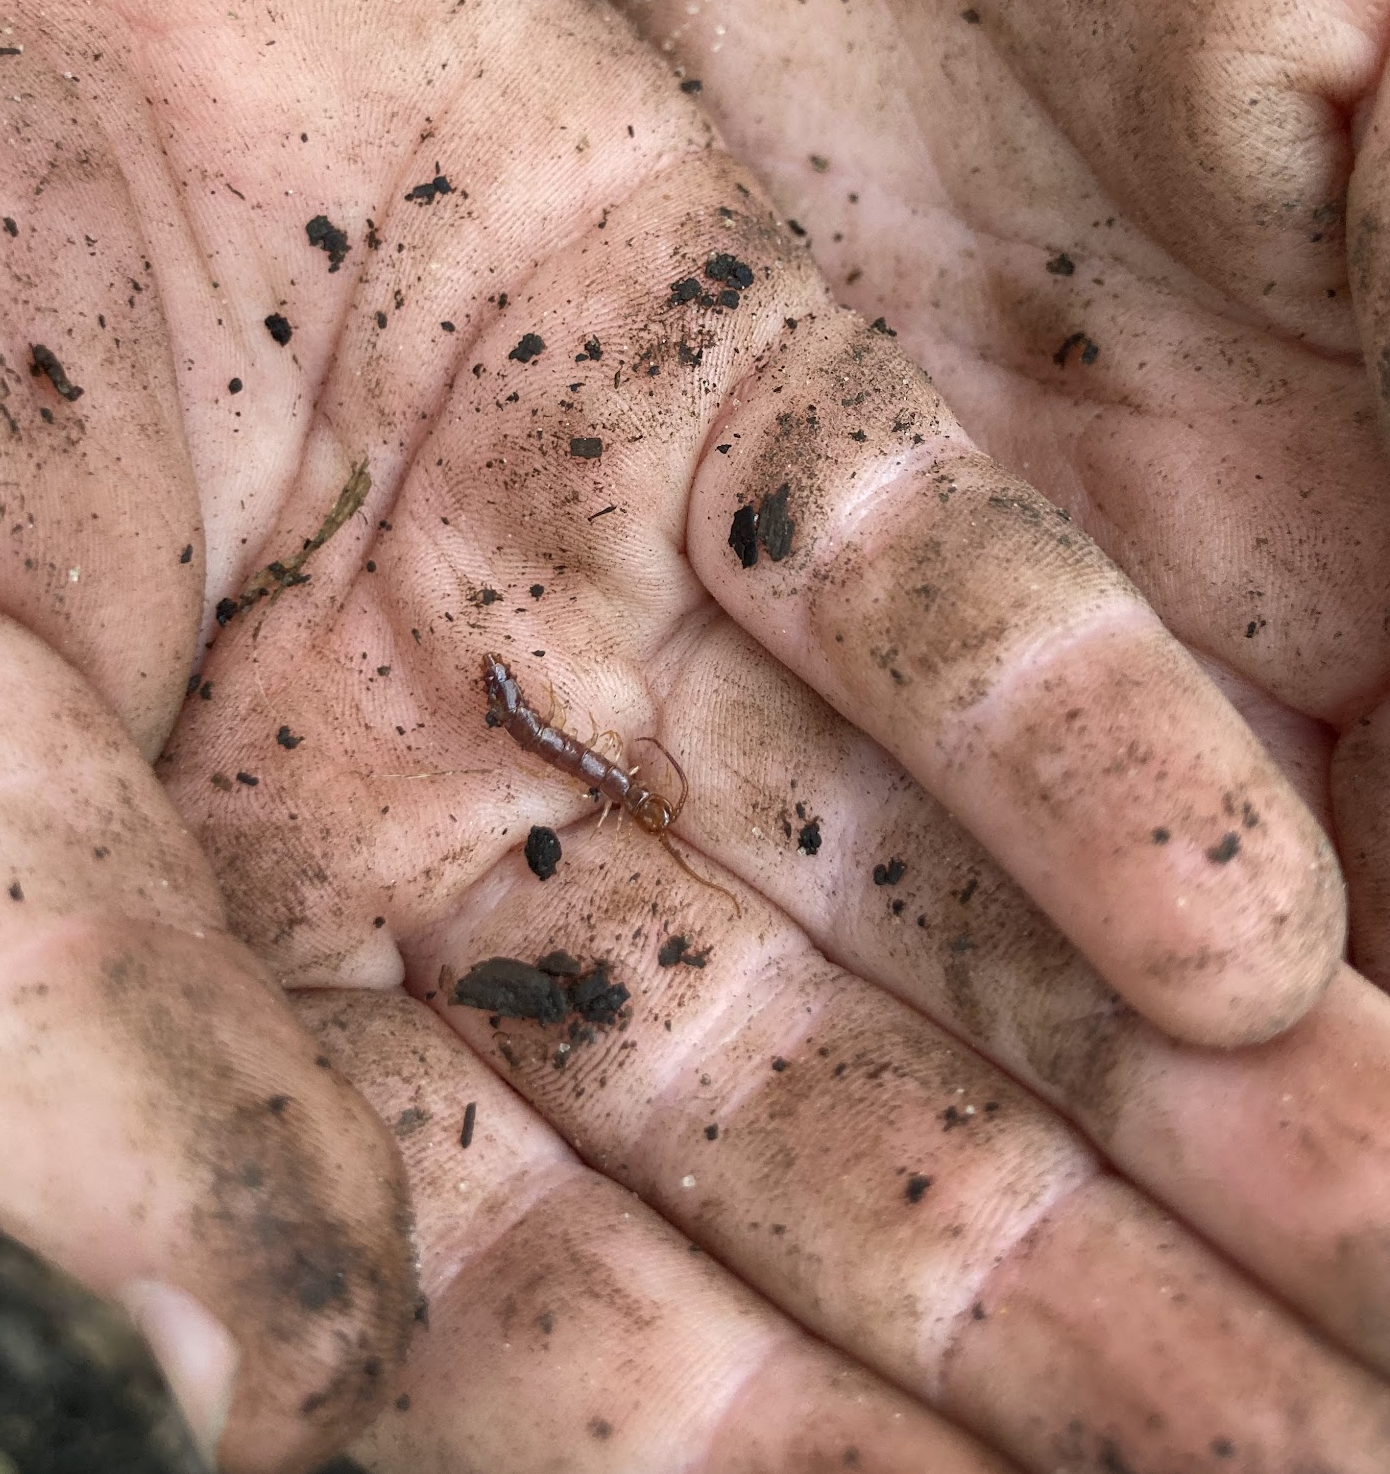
[0,33,202,757]
[685,309,1343,1044]
[978,0,1369,349]
[0,616,415,1474]
[414,836,1390,1469]
[1331,700,1390,987]
[628,0,1390,725]
[672,0,1363,351]
[293,991,1014,1474]
[670,624,1390,1374]
[1189,651,1337,835]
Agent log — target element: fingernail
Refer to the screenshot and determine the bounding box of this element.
[118,1279,240,1468]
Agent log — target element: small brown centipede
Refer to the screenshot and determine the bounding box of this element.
[481,653,741,917]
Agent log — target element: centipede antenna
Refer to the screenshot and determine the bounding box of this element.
[633,736,689,822]
[658,833,742,919]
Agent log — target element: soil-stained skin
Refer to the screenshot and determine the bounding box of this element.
[6,0,1390,1468]
[0,1230,208,1474]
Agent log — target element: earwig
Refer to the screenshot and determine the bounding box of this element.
[481,653,742,918]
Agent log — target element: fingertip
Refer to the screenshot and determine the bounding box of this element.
[1090,795,1344,1049]
[118,1279,239,1469]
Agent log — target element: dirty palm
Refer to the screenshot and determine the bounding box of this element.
[5,0,1390,1471]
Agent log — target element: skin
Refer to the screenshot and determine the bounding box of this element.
[1,1,1390,1470]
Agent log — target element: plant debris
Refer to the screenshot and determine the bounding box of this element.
[219,458,371,625]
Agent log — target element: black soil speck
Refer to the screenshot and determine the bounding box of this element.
[961,7,981,20]
[460,1101,476,1149]
[567,960,630,1025]
[276,725,302,749]
[1053,332,1099,367]
[728,503,759,567]
[758,483,796,560]
[537,951,583,977]
[264,313,292,345]
[8,881,22,901]
[454,953,629,1033]
[509,333,546,363]
[228,377,243,394]
[771,1056,788,1073]
[905,1173,931,1203]
[529,583,545,599]
[657,935,710,968]
[705,253,754,289]
[797,820,822,855]
[305,214,350,271]
[569,436,603,459]
[452,957,568,1026]
[679,77,702,93]
[1206,832,1240,864]
[873,858,906,886]
[524,825,562,880]
[179,544,193,564]
[1045,252,1075,276]
[2,217,16,236]
[589,1418,613,1440]
[1151,827,1170,844]
[704,1123,719,1140]
[405,173,454,205]
[670,276,702,304]
[235,771,259,787]
[29,344,83,401]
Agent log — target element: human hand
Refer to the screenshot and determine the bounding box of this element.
[3,2,1389,1472]
[620,0,1390,980]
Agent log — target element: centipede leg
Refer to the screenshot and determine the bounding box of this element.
[541,681,568,732]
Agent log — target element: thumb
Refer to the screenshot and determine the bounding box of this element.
[0,616,416,1473]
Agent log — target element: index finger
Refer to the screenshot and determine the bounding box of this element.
[689,309,1343,1045]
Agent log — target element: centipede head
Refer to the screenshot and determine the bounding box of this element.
[631,792,674,834]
